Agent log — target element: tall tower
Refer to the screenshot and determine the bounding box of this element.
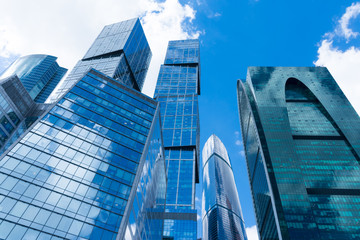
[49,18,151,102]
[154,39,200,239]
[0,19,166,240]
[202,134,247,240]
[0,54,67,103]
[237,67,360,240]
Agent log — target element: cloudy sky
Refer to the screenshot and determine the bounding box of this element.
[1,1,360,239]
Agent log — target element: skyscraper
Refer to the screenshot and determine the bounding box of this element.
[0,19,167,240]
[0,69,166,239]
[49,18,151,102]
[202,134,247,240]
[237,67,360,240]
[154,39,200,239]
[0,75,50,154]
[0,54,67,103]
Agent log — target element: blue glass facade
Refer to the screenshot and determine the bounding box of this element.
[0,54,67,103]
[0,69,166,239]
[49,18,151,102]
[237,67,360,240]
[0,75,49,154]
[154,39,200,240]
[202,135,247,240]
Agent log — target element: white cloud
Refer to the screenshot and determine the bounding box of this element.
[314,2,360,115]
[239,150,245,157]
[246,225,259,240]
[0,0,201,97]
[314,40,360,114]
[336,2,360,41]
[235,140,242,146]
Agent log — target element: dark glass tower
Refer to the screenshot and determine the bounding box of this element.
[0,69,166,239]
[202,134,247,240]
[154,39,200,239]
[49,18,151,102]
[0,54,67,103]
[237,67,360,240]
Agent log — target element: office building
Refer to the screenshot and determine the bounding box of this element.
[48,18,151,102]
[0,75,50,154]
[0,54,67,103]
[0,69,166,239]
[237,67,360,240]
[202,134,247,240]
[154,39,200,239]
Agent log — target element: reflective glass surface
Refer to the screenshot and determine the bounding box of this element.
[155,39,200,239]
[124,110,167,240]
[0,54,67,102]
[202,135,247,240]
[0,69,158,239]
[49,18,151,102]
[237,67,360,240]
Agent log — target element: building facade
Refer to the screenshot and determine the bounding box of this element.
[154,39,200,239]
[48,18,151,103]
[202,134,247,240]
[0,69,166,239]
[0,54,67,103]
[237,67,360,240]
[0,75,50,154]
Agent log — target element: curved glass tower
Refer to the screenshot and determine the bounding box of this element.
[202,134,247,240]
[237,67,360,240]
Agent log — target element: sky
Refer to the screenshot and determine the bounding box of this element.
[1,1,360,239]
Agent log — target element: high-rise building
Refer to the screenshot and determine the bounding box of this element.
[154,39,200,239]
[0,75,50,154]
[0,18,167,240]
[0,54,67,103]
[0,69,166,239]
[202,134,247,240]
[237,67,360,240]
[49,18,151,102]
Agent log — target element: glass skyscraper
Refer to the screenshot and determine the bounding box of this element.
[237,67,360,240]
[202,134,247,240]
[49,18,151,103]
[0,18,167,240]
[0,69,166,239]
[154,39,200,239]
[0,54,67,103]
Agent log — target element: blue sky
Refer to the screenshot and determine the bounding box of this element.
[1,1,360,239]
[191,0,360,238]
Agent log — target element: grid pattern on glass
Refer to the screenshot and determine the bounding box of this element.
[155,39,200,240]
[202,135,247,240]
[35,67,67,103]
[164,148,195,208]
[158,95,198,147]
[163,216,197,240]
[164,40,199,65]
[0,55,67,102]
[238,67,360,240]
[125,112,166,240]
[0,70,156,240]
[0,93,20,147]
[49,19,151,103]
[154,65,198,97]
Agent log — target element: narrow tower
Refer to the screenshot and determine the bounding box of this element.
[202,134,248,240]
[154,39,200,239]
